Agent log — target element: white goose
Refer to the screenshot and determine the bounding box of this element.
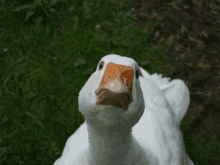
[54,54,194,165]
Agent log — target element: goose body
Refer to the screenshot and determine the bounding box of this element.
[54,54,194,165]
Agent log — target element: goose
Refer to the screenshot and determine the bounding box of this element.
[54,54,194,165]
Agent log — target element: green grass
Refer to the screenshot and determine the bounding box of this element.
[0,0,218,164]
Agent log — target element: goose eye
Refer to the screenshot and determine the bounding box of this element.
[135,69,140,79]
[98,61,104,71]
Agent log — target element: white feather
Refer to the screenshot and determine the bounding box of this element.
[54,54,194,165]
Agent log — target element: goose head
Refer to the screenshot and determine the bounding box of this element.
[78,54,145,132]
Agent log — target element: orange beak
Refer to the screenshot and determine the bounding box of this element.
[95,62,134,110]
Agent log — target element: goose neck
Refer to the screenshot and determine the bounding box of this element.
[86,120,133,164]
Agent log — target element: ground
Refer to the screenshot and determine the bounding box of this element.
[131,0,220,164]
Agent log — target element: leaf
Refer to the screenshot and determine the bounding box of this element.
[206,92,212,97]
[69,5,77,12]
[188,36,194,41]
[50,0,58,6]
[166,35,174,46]
[25,10,35,21]
[83,1,91,19]
[155,30,160,37]
[49,8,55,13]
[210,4,216,10]
[32,0,41,9]
[83,1,91,13]
[3,48,8,53]
[74,58,86,66]
[181,25,186,34]
[201,31,208,39]
[34,16,43,29]
[13,4,32,11]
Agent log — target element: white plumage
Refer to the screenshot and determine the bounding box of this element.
[54,54,194,165]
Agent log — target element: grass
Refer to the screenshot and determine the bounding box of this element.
[0,0,218,164]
